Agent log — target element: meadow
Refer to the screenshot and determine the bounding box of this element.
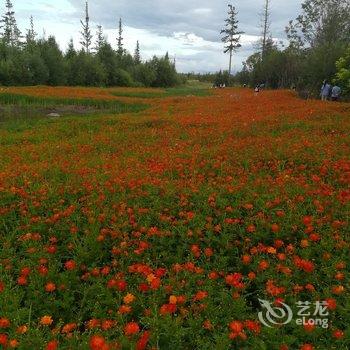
[0,86,349,350]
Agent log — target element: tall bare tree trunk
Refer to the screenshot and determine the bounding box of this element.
[262,0,270,60]
[229,49,233,75]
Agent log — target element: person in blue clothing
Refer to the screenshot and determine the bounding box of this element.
[331,85,342,101]
[320,80,332,101]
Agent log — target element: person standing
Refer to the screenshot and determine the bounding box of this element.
[320,80,332,101]
[331,85,342,101]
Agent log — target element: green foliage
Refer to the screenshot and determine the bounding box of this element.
[236,0,350,93]
[0,7,181,88]
[67,51,106,86]
[150,56,179,88]
[221,4,244,74]
[334,47,350,92]
[0,92,148,113]
[114,68,134,87]
[37,36,66,86]
[214,70,231,87]
[133,63,157,87]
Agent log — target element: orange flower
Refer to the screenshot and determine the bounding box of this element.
[258,260,269,271]
[266,247,277,254]
[202,320,213,330]
[124,322,140,336]
[8,339,19,348]
[246,224,256,233]
[118,305,132,314]
[160,303,177,315]
[300,344,314,350]
[303,320,315,333]
[64,260,76,270]
[123,293,136,304]
[169,295,177,304]
[332,329,344,339]
[146,274,155,283]
[229,320,243,333]
[16,325,28,334]
[45,340,59,350]
[244,320,261,334]
[86,319,100,329]
[271,224,280,233]
[225,273,244,288]
[40,316,53,326]
[332,285,345,295]
[325,298,337,310]
[17,276,27,286]
[0,318,10,328]
[193,290,208,301]
[45,282,56,292]
[241,255,252,265]
[89,335,108,350]
[61,323,77,334]
[136,331,150,350]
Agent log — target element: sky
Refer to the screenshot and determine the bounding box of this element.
[13,0,303,73]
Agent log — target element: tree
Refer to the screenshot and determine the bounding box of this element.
[67,51,106,86]
[261,0,271,59]
[95,25,105,52]
[133,63,156,87]
[150,55,179,87]
[285,0,350,90]
[66,38,77,60]
[134,40,141,64]
[1,0,21,47]
[0,4,181,88]
[114,68,133,86]
[334,47,350,92]
[26,16,37,45]
[286,0,350,48]
[38,36,66,85]
[97,42,119,85]
[80,1,93,53]
[221,5,244,76]
[117,18,124,56]
[214,70,230,87]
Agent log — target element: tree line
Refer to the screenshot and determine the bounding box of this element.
[0,0,181,87]
[193,0,350,96]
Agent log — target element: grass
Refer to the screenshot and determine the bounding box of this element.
[110,85,212,99]
[0,92,148,111]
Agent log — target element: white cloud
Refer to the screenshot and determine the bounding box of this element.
[192,8,212,15]
[13,0,303,73]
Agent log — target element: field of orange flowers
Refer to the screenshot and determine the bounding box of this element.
[0,87,349,350]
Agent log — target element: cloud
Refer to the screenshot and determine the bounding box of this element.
[14,0,303,73]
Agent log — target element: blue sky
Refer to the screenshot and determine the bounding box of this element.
[12,0,302,73]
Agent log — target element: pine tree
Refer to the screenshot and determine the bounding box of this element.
[66,38,77,60]
[95,25,105,52]
[261,0,271,60]
[1,0,21,46]
[221,4,244,76]
[117,18,124,56]
[134,40,141,64]
[26,15,37,45]
[80,1,92,53]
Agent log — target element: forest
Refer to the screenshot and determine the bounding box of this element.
[0,1,180,88]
